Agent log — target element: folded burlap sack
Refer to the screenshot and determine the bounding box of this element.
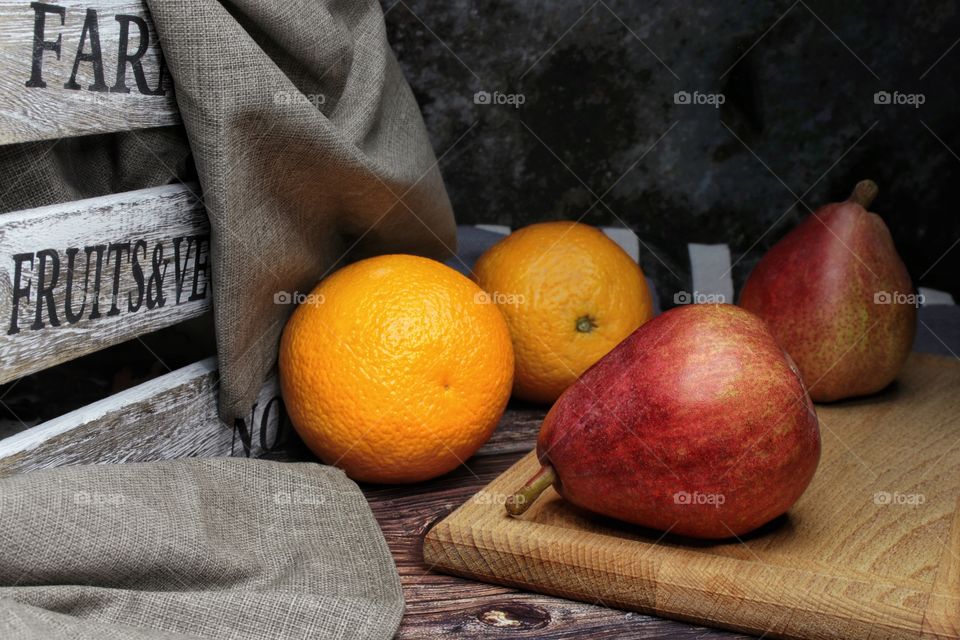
[0,458,403,639]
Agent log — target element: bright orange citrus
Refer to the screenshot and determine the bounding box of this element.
[279,254,514,484]
[472,221,654,404]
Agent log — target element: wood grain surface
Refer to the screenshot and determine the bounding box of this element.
[0,183,210,383]
[0,0,178,144]
[424,352,960,640]
[371,449,747,640]
[0,358,748,638]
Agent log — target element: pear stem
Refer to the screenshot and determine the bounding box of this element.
[848,179,879,209]
[505,464,556,517]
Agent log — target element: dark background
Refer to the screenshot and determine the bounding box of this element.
[2,0,958,432]
[382,0,960,302]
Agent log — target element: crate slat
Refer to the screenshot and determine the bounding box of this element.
[0,0,179,144]
[0,358,290,474]
[0,183,211,383]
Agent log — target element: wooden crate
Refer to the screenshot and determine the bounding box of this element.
[0,0,281,469]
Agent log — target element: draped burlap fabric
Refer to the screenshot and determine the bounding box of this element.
[0,458,404,639]
[144,0,456,422]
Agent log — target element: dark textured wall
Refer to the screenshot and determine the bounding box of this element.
[382,0,960,303]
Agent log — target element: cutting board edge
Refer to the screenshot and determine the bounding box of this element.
[424,354,960,640]
[424,519,943,640]
[425,451,947,640]
[921,495,960,639]
[431,451,939,591]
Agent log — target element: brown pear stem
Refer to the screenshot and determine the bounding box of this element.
[848,179,879,209]
[505,464,556,517]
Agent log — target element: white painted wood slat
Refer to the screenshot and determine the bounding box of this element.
[687,243,734,304]
[0,0,179,144]
[474,224,511,236]
[0,358,288,474]
[0,183,211,383]
[918,287,956,306]
[601,227,641,263]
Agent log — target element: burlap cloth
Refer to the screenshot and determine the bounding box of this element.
[144,0,456,424]
[0,458,403,639]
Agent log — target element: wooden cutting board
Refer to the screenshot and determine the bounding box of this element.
[423,353,960,640]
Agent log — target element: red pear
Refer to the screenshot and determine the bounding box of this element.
[505,304,820,539]
[740,180,917,402]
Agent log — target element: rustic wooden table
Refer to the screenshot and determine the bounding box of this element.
[360,406,750,639]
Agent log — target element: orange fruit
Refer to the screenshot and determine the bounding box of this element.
[472,221,654,404]
[279,254,514,484]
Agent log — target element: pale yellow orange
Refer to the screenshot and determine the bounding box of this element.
[473,222,653,403]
